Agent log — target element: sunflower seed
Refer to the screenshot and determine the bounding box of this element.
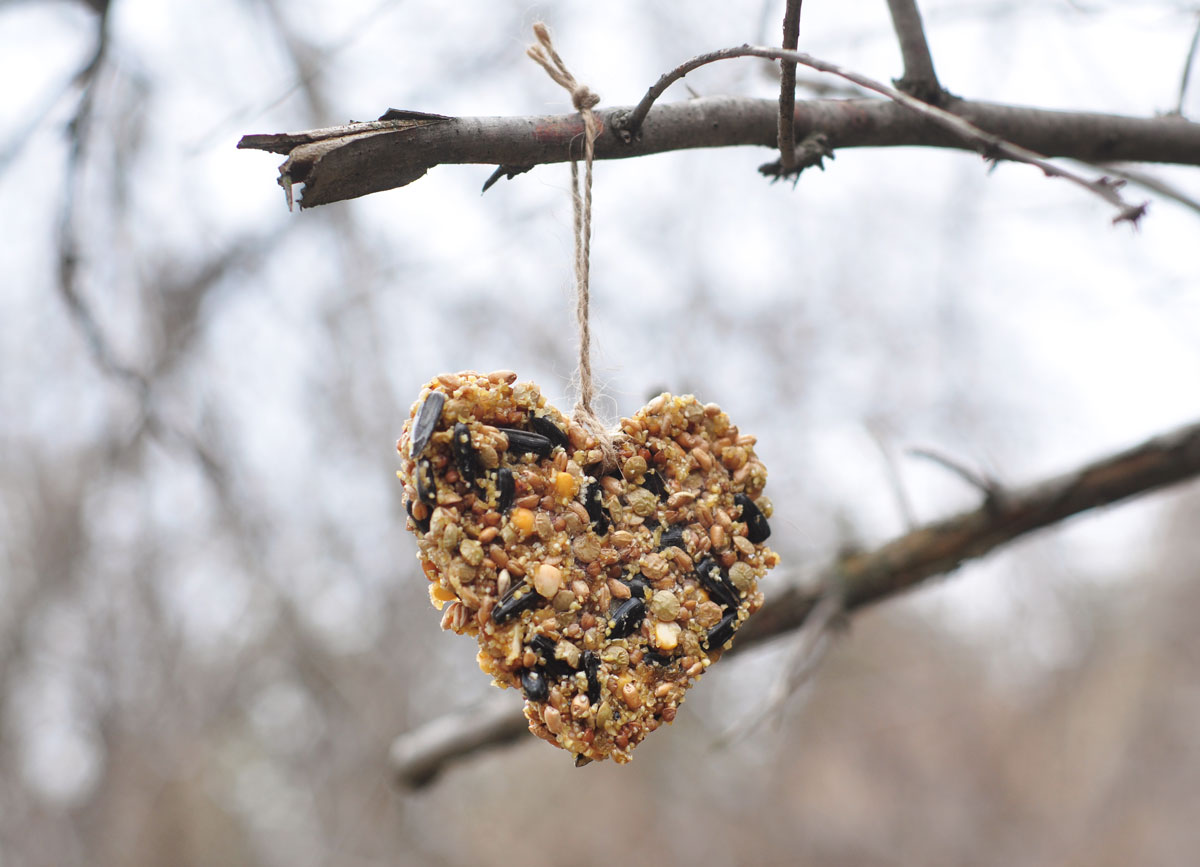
[626,576,652,600]
[641,468,669,501]
[705,612,738,650]
[496,466,515,513]
[607,596,645,638]
[658,524,686,551]
[500,428,553,458]
[530,634,576,677]
[694,556,739,610]
[644,649,674,666]
[491,580,540,624]
[583,650,601,703]
[584,482,610,535]
[520,668,549,702]
[735,492,771,544]
[452,422,479,486]
[416,457,437,507]
[410,392,445,458]
[530,414,570,450]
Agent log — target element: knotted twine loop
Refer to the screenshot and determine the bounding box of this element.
[527,23,618,472]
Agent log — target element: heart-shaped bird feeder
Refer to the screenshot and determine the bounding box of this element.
[396,370,777,764]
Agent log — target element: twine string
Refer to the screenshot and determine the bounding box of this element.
[527,23,617,471]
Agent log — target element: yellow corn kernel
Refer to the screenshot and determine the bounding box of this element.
[512,507,535,537]
[654,620,681,651]
[555,471,578,499]
[429,583,456,610]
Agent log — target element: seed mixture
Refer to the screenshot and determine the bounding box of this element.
[396,370,778,764]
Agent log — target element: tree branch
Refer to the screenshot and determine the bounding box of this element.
[239,96,1200,209]
[617,45,1149,222]
[391,417,1200,789]
[777,0,803,173]
[1091,162,1200,219]
[885,0,942,100]
[1174,11,1200,117]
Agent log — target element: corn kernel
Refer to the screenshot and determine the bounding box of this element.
[512,507,535,537]
[555,471,578,499]
[429,583,456,610]
[654,620,681,651]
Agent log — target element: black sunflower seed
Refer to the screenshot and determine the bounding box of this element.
[452,422,479,486]
[405,499,430,534]
[491,580,540,625]
[583,650,601,703]
[416,457,437,507]
[530,414,570,450]
[495,466,515,513]
[409,391,445,458]
[501,428,552,459]
[529,633,556,658]
[607,597,645,639]
[520,668,549,702]
[658,525,686,551]
[529,634,576,677]
[695,556,739,610]
[735,492,771,544]
[584,482,610,535]
[705,612,738,651]
[645,650,674,666]
[642,468,669,501]
[626,576,652,600]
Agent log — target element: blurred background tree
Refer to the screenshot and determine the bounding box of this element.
[2,1,1199,865]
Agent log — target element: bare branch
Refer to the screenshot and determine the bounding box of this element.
[777,0,804,173]
[885,0,942,100]
[239,95,1200,209]
[1091,162,1200,219]
[867,423,918,530]
[616,45,1150,224]
[1174,11,1200,116]
[908,446,1001,503]
[716,587,844,746]
[390,695,531,788]
[390,417,1200,789]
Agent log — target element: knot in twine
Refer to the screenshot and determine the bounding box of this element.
[527,23,617,472]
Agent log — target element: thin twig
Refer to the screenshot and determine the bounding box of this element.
[908,446,1001,501]
[616,45,1149,224]
[391,417,1200,788]
[1174,12,1200,116]
[885,0,942,100]
[715,587,843,747]
[53,6,240,498]
[777,0,804,173]
[1089,162,1200,219]
[867,423,918,530]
